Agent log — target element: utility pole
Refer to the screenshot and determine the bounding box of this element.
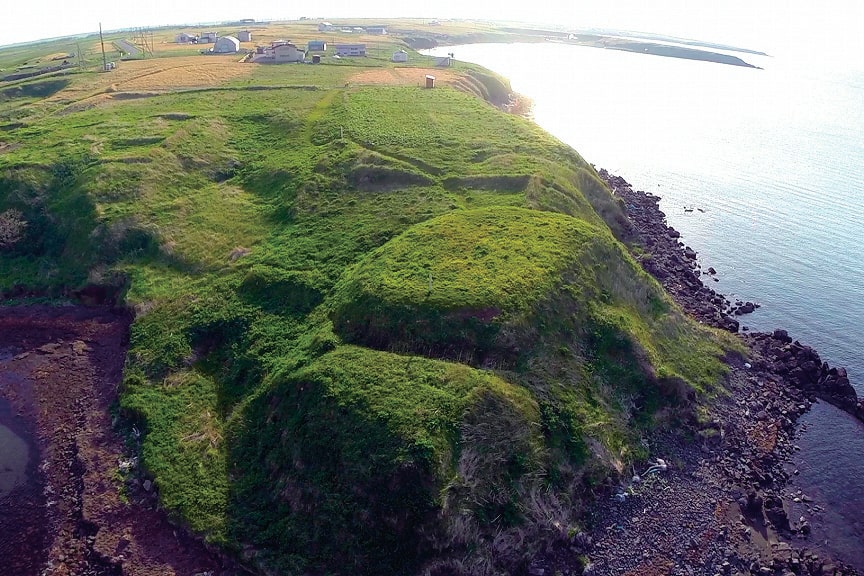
[99,22,107,71]
[76,41,83,70]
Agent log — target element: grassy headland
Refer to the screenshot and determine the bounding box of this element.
[1,20,735,575]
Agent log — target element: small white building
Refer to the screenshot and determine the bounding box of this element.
[175,33,195,44]
[392,49,408,63]
[318,22,333,32]
[435,56,452,67]
[213,36,240,54]
[367,26,387,35]
[273,43,305,63]
[335,44,366,57]
[237,30,252,42]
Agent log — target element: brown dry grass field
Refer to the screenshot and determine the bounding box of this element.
[110,57,254,90]
[43,56,257,112]
[348,67,461,87]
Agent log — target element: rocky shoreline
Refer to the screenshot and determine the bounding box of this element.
[600,169,864,425]
[559,169,863,576]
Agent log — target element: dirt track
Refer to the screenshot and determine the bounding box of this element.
[0,306,232,576]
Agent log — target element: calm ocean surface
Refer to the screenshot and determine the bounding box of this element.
[426,33,864,568]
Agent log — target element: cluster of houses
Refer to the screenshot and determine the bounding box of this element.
[175,31,232,44]
[317,22,387,35]
[176,30,253,54]
[176,22,420,63]
[249,40,403,63]
[178,22,390,49]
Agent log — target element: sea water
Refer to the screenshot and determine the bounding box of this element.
[424,27,864,568]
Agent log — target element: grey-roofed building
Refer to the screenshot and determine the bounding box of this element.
[213,36,240,53]
[335,44,366,57]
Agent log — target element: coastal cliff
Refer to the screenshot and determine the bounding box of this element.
[569,170,862,576]
[0,50,732,575]
[0,21,856,576]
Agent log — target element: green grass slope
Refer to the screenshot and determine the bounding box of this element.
[330,206,620,361]
[231,346,543,574]
[329,204,727,385]
[327,202,728,473]
[0,49,734,575]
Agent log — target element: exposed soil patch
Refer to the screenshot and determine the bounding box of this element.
[0,141,21,154]
[0,305,234,575]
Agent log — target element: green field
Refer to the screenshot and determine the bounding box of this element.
[0,20,735,576]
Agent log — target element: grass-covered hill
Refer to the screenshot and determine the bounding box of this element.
[0,25,734,575]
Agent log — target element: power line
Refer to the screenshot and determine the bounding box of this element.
[99,22,107,71]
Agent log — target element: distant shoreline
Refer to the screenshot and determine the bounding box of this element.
[597,40,761,68]
[415,26,764,69]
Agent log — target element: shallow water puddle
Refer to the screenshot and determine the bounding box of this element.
[0,420,29,496]
[0,370,48,576]
[1,349,32,497]
[790,402,864,571]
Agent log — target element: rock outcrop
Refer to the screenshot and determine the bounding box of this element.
[599,169,760,334]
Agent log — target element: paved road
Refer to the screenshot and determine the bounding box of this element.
[113,39,140,56]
